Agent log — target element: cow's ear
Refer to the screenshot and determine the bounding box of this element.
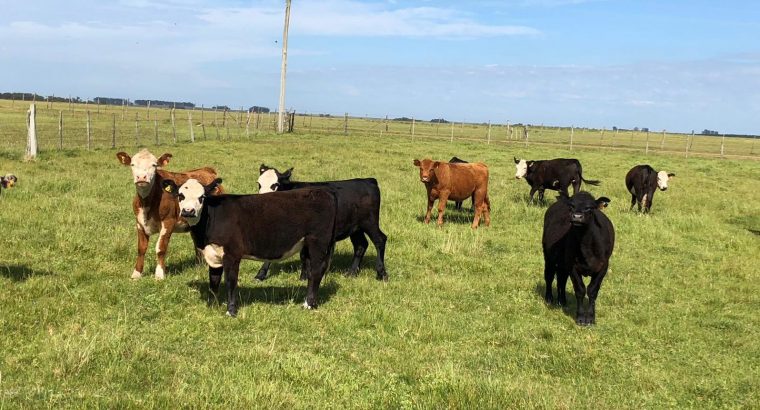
[204,178,223,195]
[161,179,179,196]
[157,153,172,168]
[668,173,675,178]
[596,197,611,209]
[413,159,421,167]
[433,161,441,169]
[514,157,519,164]
[283,168,293,179]
[116,152,131,166]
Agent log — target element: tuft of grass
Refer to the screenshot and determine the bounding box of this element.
[1,132,758,408]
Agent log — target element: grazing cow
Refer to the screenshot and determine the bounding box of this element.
[161,178,339,316]
[542,192,614,325]
[514,157,600,202]
[413,158,491,229]
[449,157,473,211]
[1,174,17,194]
[625,165,675,213]
[116,149,223,280]
[256,164,388,281]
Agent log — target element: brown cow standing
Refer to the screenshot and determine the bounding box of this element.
[413,159,491,229]
[116,149,223,280]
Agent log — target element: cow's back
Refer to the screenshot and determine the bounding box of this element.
[437,162,488,201]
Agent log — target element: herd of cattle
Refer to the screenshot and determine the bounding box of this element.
[1,148,675,325]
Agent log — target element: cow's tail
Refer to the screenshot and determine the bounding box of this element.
[581,176,600,186]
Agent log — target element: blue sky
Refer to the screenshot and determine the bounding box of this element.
[1,0,759,134]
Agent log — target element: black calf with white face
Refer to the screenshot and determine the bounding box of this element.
[542,191,615,326]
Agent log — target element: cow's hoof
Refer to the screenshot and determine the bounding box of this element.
[131,270,142,280]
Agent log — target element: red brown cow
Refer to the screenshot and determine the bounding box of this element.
[413,158,491,229]
[116,149,223,280]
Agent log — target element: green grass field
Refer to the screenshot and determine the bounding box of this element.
[1,128,759,407]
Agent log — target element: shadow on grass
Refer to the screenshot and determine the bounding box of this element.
[249,251,382,280]
[533,281,577,321]
[187,278,340,308]
[0,265,54,282]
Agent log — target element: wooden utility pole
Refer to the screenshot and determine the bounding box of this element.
[277,0,292,134]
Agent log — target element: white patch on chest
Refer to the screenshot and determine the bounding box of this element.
[136,207,159,236]
[202,244,225,268]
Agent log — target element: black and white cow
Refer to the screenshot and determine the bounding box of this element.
[514,157,600,202]
[625,165,675,213]
[1,174,17,194]
[257,164,388,281]
[542,192,615,325]
[161,178,339,316]
[449,157,473,211]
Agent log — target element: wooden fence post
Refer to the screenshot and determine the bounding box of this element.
[58,111,64,150]
[86,110,92,150]
[171,108,177,144]
[26,104,38,159]
[111,113,116,148]
[188,111,195,142]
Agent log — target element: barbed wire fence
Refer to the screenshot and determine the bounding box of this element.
[3,101,758,161]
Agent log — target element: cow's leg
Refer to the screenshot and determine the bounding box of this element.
[366,227,388,281]
[222,254,241,317]
[303,241,332,309]
[543,261,555,304]
[424,196,435,224]
[132,225,149,279]
[299,247,311,281]
[586,267,608,325]
[556,270,570,306]
[436,191,450,226]
[154,222,174,280]
[208,266,223,306]
[569,268,588,325]
[347,232,369,277]
[255,262,271,281]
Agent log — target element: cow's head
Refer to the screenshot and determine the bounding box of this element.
[117,149,172,198]
[161,178,223,225]
[656,171,675,191]
[514,157,531,179]
[413,159,440,183]
[1,174,17,189]
[563,192,611,227]
[257,164,293,193]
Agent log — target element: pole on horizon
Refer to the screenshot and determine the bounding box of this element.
[277,0,292,134]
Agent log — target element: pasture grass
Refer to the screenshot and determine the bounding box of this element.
[1,132,759,408]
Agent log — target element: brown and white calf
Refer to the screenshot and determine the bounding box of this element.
[116,149,223,280]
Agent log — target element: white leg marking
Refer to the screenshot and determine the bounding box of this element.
[131,269,142,280]
[154,265,165,280]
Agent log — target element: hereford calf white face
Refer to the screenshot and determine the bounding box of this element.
[514,158,528,179]
[656,171,675,191]
[161,178,222,225]
[258,169,279,193]
[116,149,172,198]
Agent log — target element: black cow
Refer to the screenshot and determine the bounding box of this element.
[514,157,600,202]
[162,178,338,316]
[625,165,675,213]
[257,164,388,281]
[542,192,615,325]
[449,157,473,211]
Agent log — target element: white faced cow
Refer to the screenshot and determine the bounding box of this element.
[625,165,675,213]
[116,149,222,280]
